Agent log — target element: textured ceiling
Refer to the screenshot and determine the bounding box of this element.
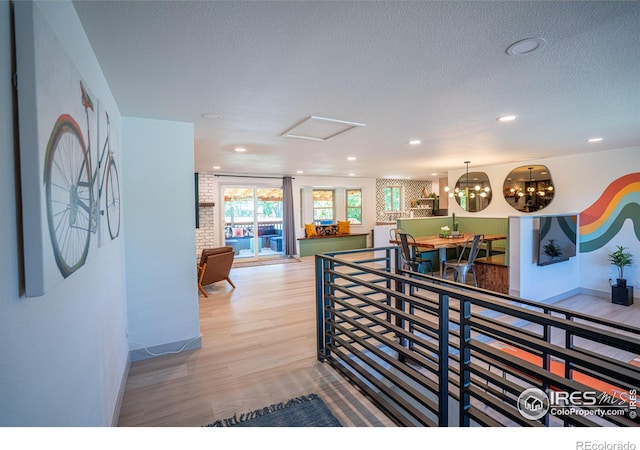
[72,1,640,179]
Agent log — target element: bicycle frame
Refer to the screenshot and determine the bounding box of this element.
[76,84,113,234]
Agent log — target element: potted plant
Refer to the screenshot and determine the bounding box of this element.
[608,245,633,287]
[542,239,562,262]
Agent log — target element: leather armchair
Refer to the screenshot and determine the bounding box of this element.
[197,247,236,297]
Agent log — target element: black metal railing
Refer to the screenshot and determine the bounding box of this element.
[315,247,640,427]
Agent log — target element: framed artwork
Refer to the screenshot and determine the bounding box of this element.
[15,2,121,296]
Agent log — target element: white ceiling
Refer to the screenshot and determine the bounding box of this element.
[72,1,640,180]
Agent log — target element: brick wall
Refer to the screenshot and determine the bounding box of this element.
[195,173,217,261]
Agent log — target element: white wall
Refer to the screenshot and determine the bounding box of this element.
[447,148,640,219]
[565,148,640,297]
[509,216,581,302]
[0,0,128,426]
[123,117,201,361]
[456,147,640,301]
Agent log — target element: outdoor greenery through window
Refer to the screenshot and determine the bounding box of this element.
[223,188,283,223]
[346,189,362,224]
[384,186,402,211]
[313,189,334,223]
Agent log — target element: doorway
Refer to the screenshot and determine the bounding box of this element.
[222,186,283,260]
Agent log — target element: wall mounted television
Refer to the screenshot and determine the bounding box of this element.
[537,214,578,266]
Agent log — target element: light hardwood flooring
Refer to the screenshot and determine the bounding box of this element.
[118,255,395,427]
[117,254,640,427]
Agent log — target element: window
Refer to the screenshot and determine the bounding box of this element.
[384,186,402,211]
[313,190,334,223]
[346,189,362,224]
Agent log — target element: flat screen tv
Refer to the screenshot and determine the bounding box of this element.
[537,215,577,266]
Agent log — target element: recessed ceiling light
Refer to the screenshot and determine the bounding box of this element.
[347,156,357,161]
[212,165,221,170]
[506,37,546,56]
[408,140,421,145]
[431,173,438,176]
[497,115,518,122]
[348,173,355,176]
[201,112,223,120]
[587,137,603,143]
[234,147,247,152]
[296,170,304,174]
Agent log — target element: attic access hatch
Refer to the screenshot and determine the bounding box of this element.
[281,116,365,142]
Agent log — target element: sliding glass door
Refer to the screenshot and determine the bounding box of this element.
[223,186,283,259]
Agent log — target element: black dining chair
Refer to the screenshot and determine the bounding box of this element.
[441,233,485,286]
[398,232,434,275]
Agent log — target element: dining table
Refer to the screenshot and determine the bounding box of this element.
[391,233,508,276]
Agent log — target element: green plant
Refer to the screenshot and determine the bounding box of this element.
[543,239,562,259]
[608,245,633,280]
[452,212,459,232]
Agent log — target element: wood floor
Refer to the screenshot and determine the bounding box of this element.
[117,255,395,427]
[117,254,640,427]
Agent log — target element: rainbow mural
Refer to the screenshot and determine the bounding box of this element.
[579,172,640,252]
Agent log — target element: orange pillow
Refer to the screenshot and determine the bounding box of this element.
[305,223,317,237]
[337,220,350,234]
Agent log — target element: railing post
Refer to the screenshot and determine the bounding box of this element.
[438,293,450,426]
[384,248,393,322]
[393,247,407,356]
[459,297,471,427]
[315,255,324,361]
[315,255,330,362]
[394,246,401,275]
[542,308,552,427]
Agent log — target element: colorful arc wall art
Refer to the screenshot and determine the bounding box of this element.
[579,172,640,252]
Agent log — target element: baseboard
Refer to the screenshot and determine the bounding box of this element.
[539,287,582,304]
[511,287,612,305]
[112,352,131,426]
[579,287,610,300]
[129,335,202,362]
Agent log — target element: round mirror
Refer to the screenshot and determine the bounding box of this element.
[448,169,492,212]
[503,165,555,212]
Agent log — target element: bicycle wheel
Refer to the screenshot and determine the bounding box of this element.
[105,158,121,239]
[44,114,93,278]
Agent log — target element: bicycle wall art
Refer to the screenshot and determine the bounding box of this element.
[15,2,121,297]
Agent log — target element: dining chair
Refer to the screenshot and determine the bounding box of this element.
[389,227,407,242]
[397,232,434,275]
[441,233,485,286]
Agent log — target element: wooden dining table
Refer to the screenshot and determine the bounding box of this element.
[391,233,508,276]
